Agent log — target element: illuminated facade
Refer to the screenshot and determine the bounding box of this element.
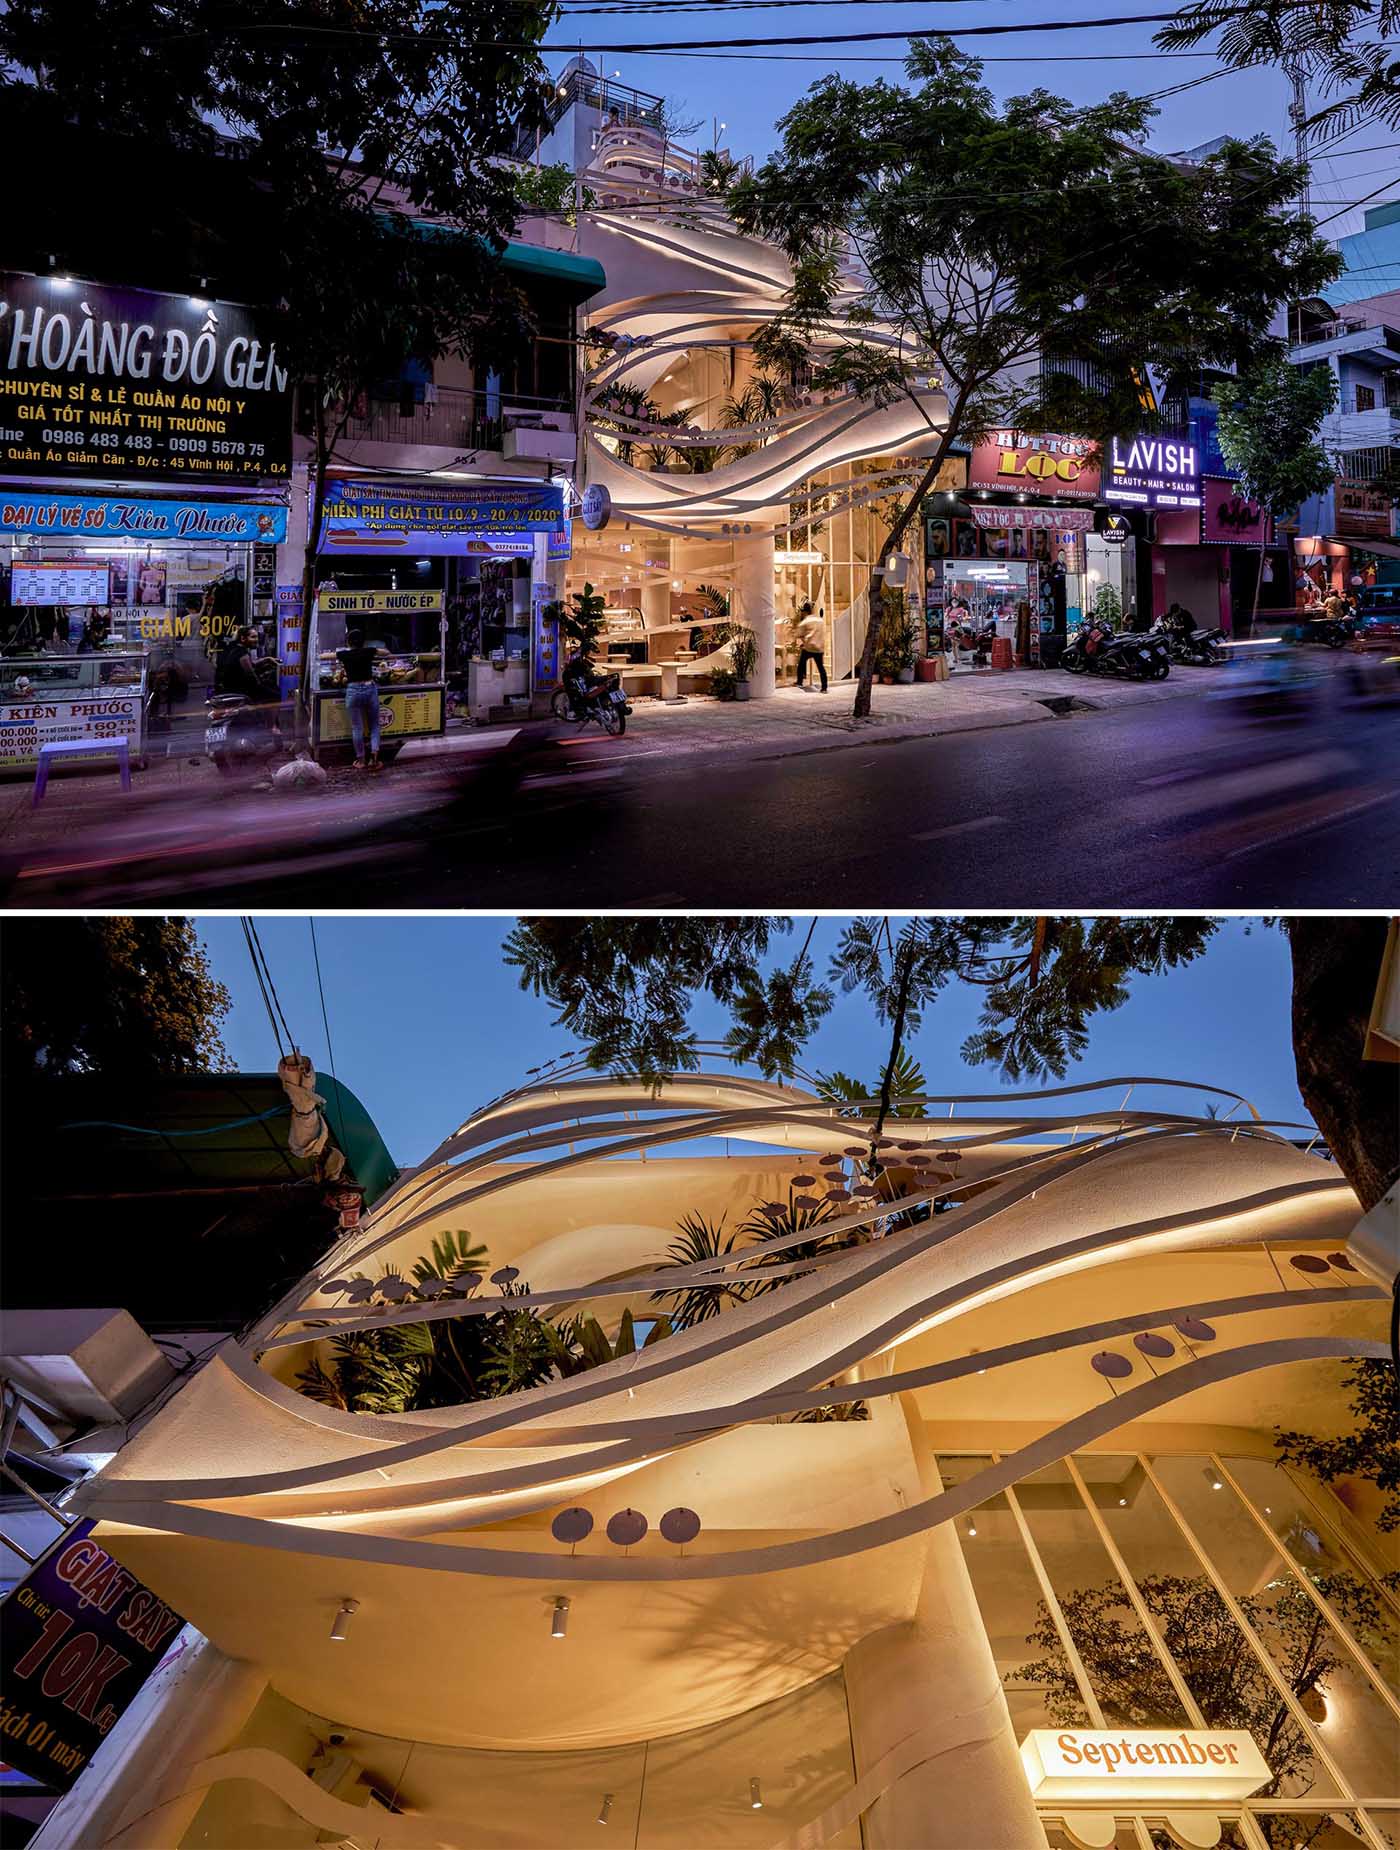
[30,1062,1396,1850]
[533,63,958,693]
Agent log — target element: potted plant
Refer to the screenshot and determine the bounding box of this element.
[729,625,757,700]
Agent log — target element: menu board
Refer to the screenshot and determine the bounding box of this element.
[0,686,144,769]
[10,561,111,606]
[0,272,293,481]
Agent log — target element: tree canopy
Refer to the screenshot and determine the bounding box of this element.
[1214,359,1339,519]
[2,917,231,1085]
[504,916,1398,1214]
[723,38,1340,715]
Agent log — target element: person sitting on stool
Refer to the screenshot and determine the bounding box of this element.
[795,602,827,692]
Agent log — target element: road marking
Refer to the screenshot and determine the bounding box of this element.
[909,815,1006,843]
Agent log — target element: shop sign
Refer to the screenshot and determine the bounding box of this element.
[320,478,565,546]
[0,1519,186,1791]
[1105,434,1201,509]
[1021,1730,1270,1802]
[581,482,612,530]
[10,560,111,605]
[1336,476,1391,539]
[968,431,1101,501]
[319,526,570,560]
[969,506,1094,532]
[1201,475,1270,546]
[318,588,443,616]
[0,685,144,770]
[318,686,443,742]
[532,581,560,688]
[0,272,292,481]
[0,492,287,543]
[1099,512,1132,546]
[775,548,824,564]
[276,584,304,702]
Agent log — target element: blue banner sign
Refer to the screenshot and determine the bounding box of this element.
[0,491,287,543]
[321,477,565,543]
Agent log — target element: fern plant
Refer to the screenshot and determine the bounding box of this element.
[649,1211,754,1330]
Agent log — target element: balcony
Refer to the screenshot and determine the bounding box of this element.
[335,385,575,473]
[1289,320,1400,367]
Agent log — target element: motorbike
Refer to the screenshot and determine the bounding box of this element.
[551,669,632,736]
[1285,613,1357,649]
[1166,623,1228,666]
[1062,619,1170,681]
[205,658,285,774]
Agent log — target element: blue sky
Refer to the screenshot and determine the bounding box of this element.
[196,917,1307,1167]
[542,0,1397,244]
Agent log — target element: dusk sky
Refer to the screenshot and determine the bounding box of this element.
[540,0,1399,244]
[197,916,1308,1167]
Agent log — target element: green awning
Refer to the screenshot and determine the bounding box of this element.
[500,240,606,300]
[401,217,606,302]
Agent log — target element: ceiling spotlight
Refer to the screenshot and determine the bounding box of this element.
[597,1793,614,1825]
[749,1777,763,1811]
[330,1599,359,1641]
[1202,1467,1224,1491]
[551,1595,570,1638]
[966,1520,978,1538]
[1118,1497,1128,1507]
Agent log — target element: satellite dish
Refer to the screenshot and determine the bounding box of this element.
[606,1509,648,1547]
[551,1507,595,1545]
[659,1507,701,1545]
[1091,1351,1133,1379]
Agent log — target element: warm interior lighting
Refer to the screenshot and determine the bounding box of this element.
[551,1596,570,1638]
[330,1599,358,1641]
[966,1519,978,1538]
[749,1778,763,1810]
[597,1793,613,1824]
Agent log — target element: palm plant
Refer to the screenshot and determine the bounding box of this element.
[649,1211,755,1330]
[593,383,658,466]
[815,1044,926,1119]
[553,1306,672,1375]
[297,1322,437,1415]
[794,1396,870,1422]
[738,1185,850,1290]
[410,1228,490,1293]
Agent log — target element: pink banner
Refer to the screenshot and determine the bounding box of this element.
[969,506,1093,532]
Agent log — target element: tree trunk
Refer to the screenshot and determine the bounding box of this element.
[1284,917,1398,1213]
[297,391,334,744]
[1251,534,1268,635]
[852,450,945,720]
[873,936,917,1141]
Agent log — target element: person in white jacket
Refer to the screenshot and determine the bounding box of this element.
[795,602,827,692]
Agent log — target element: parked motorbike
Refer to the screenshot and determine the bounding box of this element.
[1062,619,1170,681]
[205,658,284,774]
[551,668,632,736]
[1167,624,1228,666]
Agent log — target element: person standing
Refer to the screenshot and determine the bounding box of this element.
[795,603,828,692]
[337,626,382,771]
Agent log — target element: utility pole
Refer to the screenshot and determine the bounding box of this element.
[1286,51,1309,348]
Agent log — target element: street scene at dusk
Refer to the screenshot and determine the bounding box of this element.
[0,0,1396,907]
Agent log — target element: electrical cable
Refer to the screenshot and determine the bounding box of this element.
[309,918,350,1158]
[1314,175,1400,226]
[246,919,298,1053]
[240,918,285,1061]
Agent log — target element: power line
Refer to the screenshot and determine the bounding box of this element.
[308,917,349,1156]
[1315,176,1400,226]
[241,918,297,1060]
[240,918,286,1061]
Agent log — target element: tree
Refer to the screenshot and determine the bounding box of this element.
[724,38,1339,717]
[1276,1361,1400,1532]
[0,1,556,717]
[559,582,608,660]
[1213,359,1338,626]
[1018,1569,1386,1846]
[503,917,1398,1217]
[1,918,231,1086]
[1157,0,1400,138]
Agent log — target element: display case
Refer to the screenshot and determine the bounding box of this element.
[0,653,149,772]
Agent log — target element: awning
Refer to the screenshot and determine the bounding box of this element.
[500,240,606,301]
[1296,535,1400,561]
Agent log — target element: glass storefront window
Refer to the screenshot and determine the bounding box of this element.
[1224,1457,1400,1692]
[1016,1460,1191,1732]
[938,1454,1080,1733]
[1149,1459,1397,1804]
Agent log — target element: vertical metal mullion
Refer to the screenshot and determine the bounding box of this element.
[1063,1455,1209,1728]
[1136,1456,1386,1850]
[1281,1463,1400,1622]
[992,1453,1106,1728]
[1212,1453,1400,1725]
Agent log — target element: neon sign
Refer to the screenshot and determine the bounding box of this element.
[1107,434,1201,509]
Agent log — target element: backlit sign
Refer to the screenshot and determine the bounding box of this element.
[1021,1730,1270,1802]
[1106,435,1201,509]
[969,432,1101,502]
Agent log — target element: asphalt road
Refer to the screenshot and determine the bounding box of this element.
[6,670,1397,909]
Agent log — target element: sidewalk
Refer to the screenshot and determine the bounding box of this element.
[612,663,1205,762]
